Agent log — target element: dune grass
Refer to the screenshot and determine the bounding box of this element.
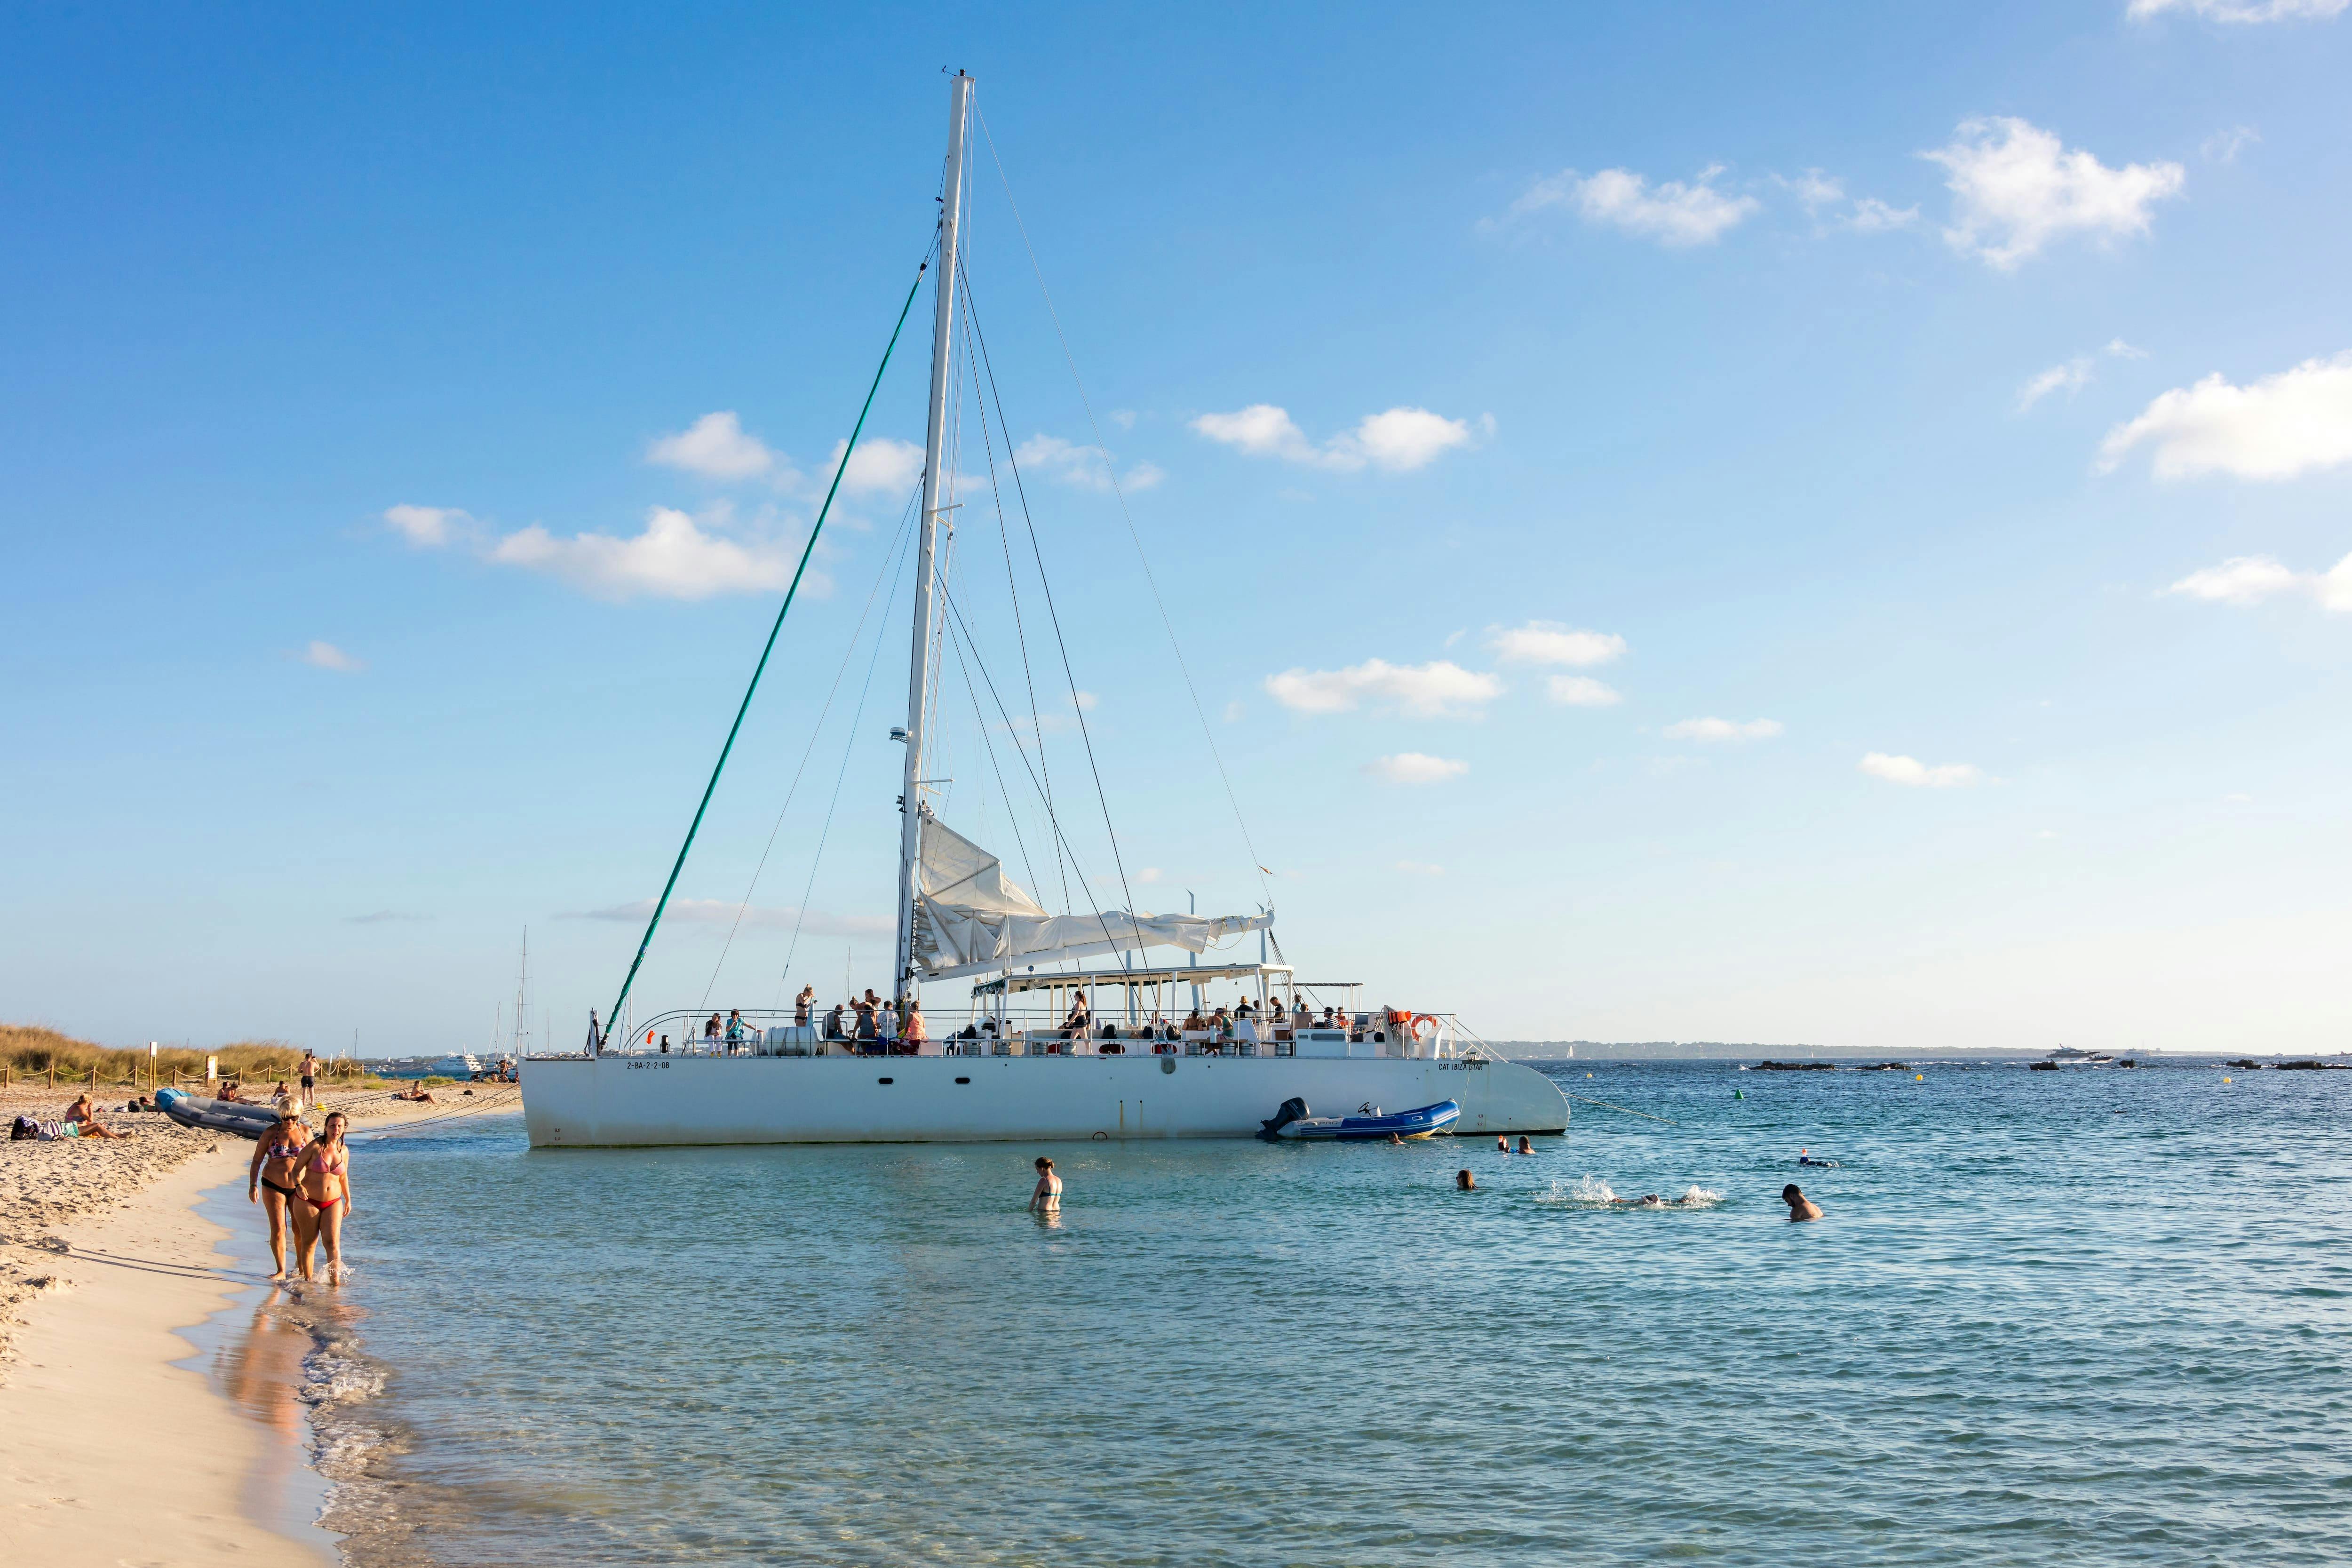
[0,1023,371,1088]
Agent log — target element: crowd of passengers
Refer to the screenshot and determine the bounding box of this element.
[648,991,1384,1057]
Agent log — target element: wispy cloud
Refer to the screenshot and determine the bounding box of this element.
[647,411,782,482]
[1546,676,1623,707]
[2018,339,2145,412]
[1776,169,1920,232]
[300,640,365,672]
[1363,753,1470,784]
[1924,117,2185,270]
[2130,0,2346,21]
[488,505,828,602]
[384,504,469,547]
[1503,165,1760,247]
[2166,551,2352,610]
[345,910,432,924]
[2202,126,2262,163]
[1859,752,1983,788]
[1665,716,1783,741]
[1394,860,1446,876]
[563,898,891,937]
[1487,621,1625,667]
[2098,352,2352,479]
[1265,659,1502,717]
[1192,405,1485,474]
[1014,433,1164,493]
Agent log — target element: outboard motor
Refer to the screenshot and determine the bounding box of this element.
[1259,1097,1311,1140]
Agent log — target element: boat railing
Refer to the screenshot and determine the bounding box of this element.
[570,1004,1485,1060]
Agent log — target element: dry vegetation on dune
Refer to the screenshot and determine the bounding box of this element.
[0,1023,364,1087]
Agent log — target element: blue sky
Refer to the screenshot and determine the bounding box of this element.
[5,1,2348,1054]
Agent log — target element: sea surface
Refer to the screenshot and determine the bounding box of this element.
[262,1060,2352,1566]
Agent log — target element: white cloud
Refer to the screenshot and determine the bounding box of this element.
[301,640,364,672]
[1488,621,1625,667]
[1394,860,1446,876]
[384,504,470,547]
[2098,352,2352,480]
[1265,659,1502,717]
[1134,867,1162,884]
[1664,716,1783,741]
[2166,551,2352,611]
[489,506,826,602]
[1364,753,1470,784]
[821,436,926,498]
[2130,0,2346,21]
[1190,404,1478,474]
[1859,752,1984,788]
[2202,126,2262,163]
[1108,409,1137,430]
[1546,676,1623,707]
[1013,433,1163,493]
[647,411,779,481]
[1782,169,1844,213]
[1507,165,1760,247]
[1924,117,2185,270]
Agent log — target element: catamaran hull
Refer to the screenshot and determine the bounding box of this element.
[519,1054,1568,1147]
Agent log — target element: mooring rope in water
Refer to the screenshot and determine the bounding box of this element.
[1568,1093,1680,1126]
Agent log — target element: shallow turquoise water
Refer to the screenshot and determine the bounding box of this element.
[323,1061,2352,1565]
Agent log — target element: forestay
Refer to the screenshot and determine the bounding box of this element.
[914,815,1271,980]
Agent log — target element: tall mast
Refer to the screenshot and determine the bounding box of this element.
[896,70,974,1008]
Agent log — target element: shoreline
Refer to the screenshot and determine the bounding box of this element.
[0,1088,520,1567]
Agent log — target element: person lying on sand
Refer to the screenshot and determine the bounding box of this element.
[392,1087,436,1103]
[1782,1184,1824,1221]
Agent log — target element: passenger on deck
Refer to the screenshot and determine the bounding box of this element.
[825,1004,845,1040]
[724,1010,746,1051]
[901,1003,927,1052]
[1183,1008,1206,1033]
[1292,1000,1310,1031]
[703,1013,722,1049]
[880,1001,898,1043]
[795,987,815,1027]
[855,1000,878,1044]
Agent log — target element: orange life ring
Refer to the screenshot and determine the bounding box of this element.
[1409,1014,1440,1043]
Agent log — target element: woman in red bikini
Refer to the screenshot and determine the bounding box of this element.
[247,1111,310,1281]
[292,1110,355,1285]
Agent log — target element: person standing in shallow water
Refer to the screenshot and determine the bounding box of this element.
[1029,1156,1062,1214]
[1783,1184,1823,1221]
[295,1111,356,1284]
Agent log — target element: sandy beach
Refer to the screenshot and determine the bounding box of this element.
[0,1085,517,1567]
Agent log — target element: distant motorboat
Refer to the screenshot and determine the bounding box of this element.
[1258,1097,1460,1141]
[2044,1047,2111,1067]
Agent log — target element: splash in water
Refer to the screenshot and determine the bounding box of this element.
[1534,1177,1723,1209]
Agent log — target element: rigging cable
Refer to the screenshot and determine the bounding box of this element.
[778,500,923,999]
[955,255,1145,968]
[975,106,1273,908]
[700,479,927,1011]
[601,254,933,1043]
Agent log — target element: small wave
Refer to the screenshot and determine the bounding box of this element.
[1534,1177,1722,1209]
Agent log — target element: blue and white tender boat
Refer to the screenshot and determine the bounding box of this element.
[1259,1097,1461,1141]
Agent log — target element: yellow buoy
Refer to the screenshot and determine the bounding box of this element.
[2224,1076,2233,1083]
[1915,1074,1923,1081]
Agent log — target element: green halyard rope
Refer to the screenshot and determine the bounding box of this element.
[600,262,929,1049]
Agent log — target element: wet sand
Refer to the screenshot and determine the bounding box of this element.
[0,1086,517,1565]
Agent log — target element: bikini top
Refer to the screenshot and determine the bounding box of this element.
[309,1143,347,1176]
[265,1137,304,1161]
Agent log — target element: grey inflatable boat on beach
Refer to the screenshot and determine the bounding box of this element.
[155,1087,281,1140]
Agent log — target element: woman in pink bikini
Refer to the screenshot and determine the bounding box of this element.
[293,1110,355,1284]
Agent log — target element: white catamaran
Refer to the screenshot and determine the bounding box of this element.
[520,74,1569,1147]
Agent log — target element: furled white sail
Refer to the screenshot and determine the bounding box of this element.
[915,815,1271,980]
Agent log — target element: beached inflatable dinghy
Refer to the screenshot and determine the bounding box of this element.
[1258,1097,1460,1141]
[155,1087,281,1141]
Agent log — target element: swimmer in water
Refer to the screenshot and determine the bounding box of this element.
[1495,1136,1509,1153]
[1456,1169,1476,1190]
[1516,1136,1534,1155]
[1782,1183,1823,1221]
[1028,1156,1062,1214]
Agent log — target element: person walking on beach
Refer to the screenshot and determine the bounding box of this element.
[294,1110,356,1284]
[299,1050,319,1105]
[1782,1184,1823,1221]
[248,1112,309,1281]
[1029,1156,1062,1215]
